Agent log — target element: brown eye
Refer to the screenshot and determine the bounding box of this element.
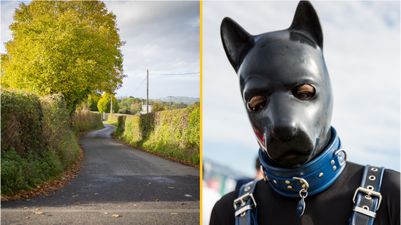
[292,84,316,100]
[247,95,267,112]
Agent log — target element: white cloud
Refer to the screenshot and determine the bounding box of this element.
[105,1,200,98]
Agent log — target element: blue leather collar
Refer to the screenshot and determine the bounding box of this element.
[259,127,347,198]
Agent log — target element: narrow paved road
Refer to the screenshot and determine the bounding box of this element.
[2,124,199,225]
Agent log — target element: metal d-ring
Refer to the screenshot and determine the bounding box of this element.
[299,189,308,198]
[293,177,310,190]
[335,149,347,165]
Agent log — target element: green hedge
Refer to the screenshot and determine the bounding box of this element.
[1,90,103,195]
[71,110,104,134]
[104,113,123,126]
[1,91,44,156]
[114,105,200,166]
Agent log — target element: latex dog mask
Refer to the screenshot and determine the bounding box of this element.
[210,1,400,225]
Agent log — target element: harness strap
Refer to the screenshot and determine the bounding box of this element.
[349,165,385,225]
[233,165,385,225]
[234,180,259,225]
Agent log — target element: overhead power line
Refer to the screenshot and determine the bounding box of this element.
[131,76,147,95]
[151,72,200,76]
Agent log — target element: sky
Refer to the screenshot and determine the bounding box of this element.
[1,1,200,99]
[203,1,400,176]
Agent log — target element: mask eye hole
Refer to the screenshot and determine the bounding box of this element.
[247,95,267,112]
[292,84,316,100]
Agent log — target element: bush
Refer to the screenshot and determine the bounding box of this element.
[71,110,104,134]
[1,91,44,156]
[41,94,80,167]
[1,90,103,195]
[115,105,200,165]
[1,149,64,195]
[103,113,121,126]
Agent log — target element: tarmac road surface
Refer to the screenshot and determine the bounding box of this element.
[2,124,200,225]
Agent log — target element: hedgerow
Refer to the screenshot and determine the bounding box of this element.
[71,110,103,134]
[1,90,102,195]
[114,105,200,166]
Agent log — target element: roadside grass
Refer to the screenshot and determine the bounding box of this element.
[103,113,120,126]
[103,119,119,126]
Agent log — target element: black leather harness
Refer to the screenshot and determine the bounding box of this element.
[234,165,385,225]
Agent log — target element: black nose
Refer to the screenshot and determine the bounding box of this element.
[271,123,297,142]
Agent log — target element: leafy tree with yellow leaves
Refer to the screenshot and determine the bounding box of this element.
[97,92,119,114]
[1,0,124,113]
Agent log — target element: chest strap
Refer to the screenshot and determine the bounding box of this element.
[234,179,259,225]
[350,165,385,225]
[234,165,385,225]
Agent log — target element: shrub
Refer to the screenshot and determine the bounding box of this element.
[104,113,121,126]
[1,90,103,195]
[1,149,63,195]
[71,110,104,134]
[1,90,44,156]
[115,106,200,165]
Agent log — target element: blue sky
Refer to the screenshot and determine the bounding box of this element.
[1,1,200,99]
[203,1,400,176]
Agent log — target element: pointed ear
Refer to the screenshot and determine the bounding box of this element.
[290,1,323,49]
[220,17,253,72]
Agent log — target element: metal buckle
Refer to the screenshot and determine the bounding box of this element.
[353,206,376,218]
[352,187,382,210]
[233,192,257,217]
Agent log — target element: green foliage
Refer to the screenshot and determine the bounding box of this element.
[152,102,165,112]
[1,1,124,113]
[41,94,80,166]
[87,93,101,111]
[117,97,142,114]
[71,110,104,134]
[104,113,120,126]
[1,90,103,195]
[1,90,45,156]
[97,92,119,113]
[115,106,200,165]
[149,100,189,112]
[1,149,64,195]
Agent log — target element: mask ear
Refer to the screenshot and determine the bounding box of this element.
[290,1,323,49]
[220,17,253,72]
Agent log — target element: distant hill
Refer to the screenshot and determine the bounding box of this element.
[158,96,199,105]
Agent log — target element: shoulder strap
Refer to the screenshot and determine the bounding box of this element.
[349,165,385,225]
[234,179,260,225]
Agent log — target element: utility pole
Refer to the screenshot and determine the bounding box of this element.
[146,69,149,114]
[110,94,113,115]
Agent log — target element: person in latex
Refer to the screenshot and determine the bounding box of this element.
[210,1,400,225]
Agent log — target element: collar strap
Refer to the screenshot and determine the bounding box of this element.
[350,165,384,225]
[259,127,347,197]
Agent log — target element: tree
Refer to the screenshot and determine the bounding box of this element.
[1,0,124,113]
[130,102,142,114]
[152,101,165,112]
[97,92,119,113]
[87,93,101,111]
[117,96,142,114]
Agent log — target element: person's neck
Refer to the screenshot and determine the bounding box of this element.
[259,127,347,197]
